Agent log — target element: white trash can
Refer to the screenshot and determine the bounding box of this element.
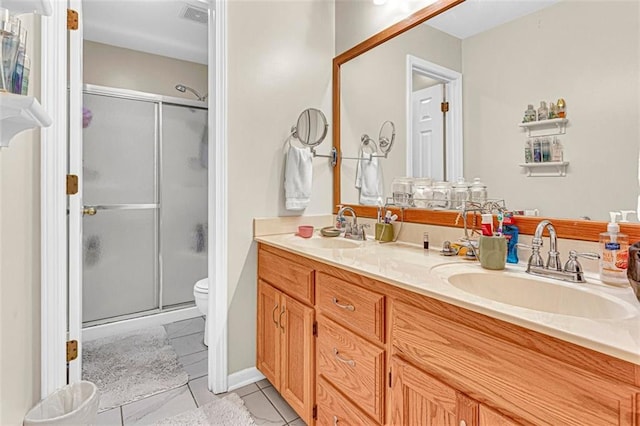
[24,381,100,426]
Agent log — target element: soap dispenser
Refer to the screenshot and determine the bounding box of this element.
[599,212,629,286]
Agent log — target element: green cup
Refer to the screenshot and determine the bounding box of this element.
[375,223,394,242]
[478,235,507,270]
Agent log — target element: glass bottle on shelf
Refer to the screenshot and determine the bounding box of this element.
[532,138,542,162]
[541,137,551,162]
[557,98,566,118]
[524,139,533,163]
[523,104,536,123]
[537,101,548,121]
[551,137,563,162]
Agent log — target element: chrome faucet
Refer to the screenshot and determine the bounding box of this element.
[336,206,367,241]
[518,219,599,283]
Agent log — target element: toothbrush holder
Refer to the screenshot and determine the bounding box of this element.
[478,235,507,270]
[375,223,394,242]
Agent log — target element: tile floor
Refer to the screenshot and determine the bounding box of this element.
[93,317,306,426]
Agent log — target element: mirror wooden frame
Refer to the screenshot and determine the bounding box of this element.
[332,0,640,242]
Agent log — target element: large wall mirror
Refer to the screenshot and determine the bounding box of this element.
[333,0,640,241]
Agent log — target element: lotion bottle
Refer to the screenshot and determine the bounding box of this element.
[599,212,629,286]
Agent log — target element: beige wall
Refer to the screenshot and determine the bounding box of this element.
[84,41,207,99]
[335,0,426,54]
[0,15,42,426]
[227,0,334,374]
[462,0,640,220]
[340,21,461,204]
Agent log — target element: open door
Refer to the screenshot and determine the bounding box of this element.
[67,0,84,383]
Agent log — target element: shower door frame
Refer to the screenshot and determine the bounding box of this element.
[80,84,208,327]
[40,0,229,397]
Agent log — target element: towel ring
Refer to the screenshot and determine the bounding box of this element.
[378,120,395,155]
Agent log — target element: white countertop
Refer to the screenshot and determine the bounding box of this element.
[255,233,640,365]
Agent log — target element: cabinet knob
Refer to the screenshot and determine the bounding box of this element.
[460,420,466,426]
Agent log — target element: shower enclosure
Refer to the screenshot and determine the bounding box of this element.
[81,85,208,325]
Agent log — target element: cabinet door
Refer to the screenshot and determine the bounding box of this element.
[280,294,315,425]
[257,280,280,388]
[479,405,521,426]
[390,356,478,426]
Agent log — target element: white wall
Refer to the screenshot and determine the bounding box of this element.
[84,41,207,99]
[227,0,334,374]
[0,15,42,426]
[462,0,640,221]
[340,20,461,204]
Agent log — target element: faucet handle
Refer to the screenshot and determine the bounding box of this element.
[564,250,600,274]
[516,243,544,268]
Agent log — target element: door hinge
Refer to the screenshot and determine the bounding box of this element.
[312,404,317,420]
[388,369,392,387]
[312,321,317,337]
[66,174,78,195]
[67,9,79,30]
[441,101,449,113]
[66,340,78,362]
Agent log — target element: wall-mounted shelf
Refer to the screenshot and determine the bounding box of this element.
[519,161,569,177]
[0,0,52,15]
[0,93,52,148]
[518,118,568,137]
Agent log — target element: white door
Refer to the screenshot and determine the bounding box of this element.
[67,0,84,382]
[410,84,445,180]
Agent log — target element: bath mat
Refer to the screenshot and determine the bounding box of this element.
[155,393,256,425]
[82,326,188,412]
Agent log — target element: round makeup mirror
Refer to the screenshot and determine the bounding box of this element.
[294,108,328,147]
[378,120,395,155]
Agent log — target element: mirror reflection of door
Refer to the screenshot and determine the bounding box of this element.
[406,55,462,183]
[411,81,445,180]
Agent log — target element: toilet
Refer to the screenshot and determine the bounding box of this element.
[193,278,209,346]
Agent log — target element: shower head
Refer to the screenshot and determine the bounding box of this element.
[174,84,207,102]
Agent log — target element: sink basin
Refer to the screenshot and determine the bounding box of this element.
[289,236,362,250]
[447,272,637,320]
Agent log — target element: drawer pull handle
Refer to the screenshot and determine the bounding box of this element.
[332,297,355,311]
[333,415,339,425]
[271,304,279,326]
[460,421,466,426]
[333,348,355,367]
[279,307,286,333]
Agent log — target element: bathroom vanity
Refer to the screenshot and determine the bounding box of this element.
[255,234,640,425]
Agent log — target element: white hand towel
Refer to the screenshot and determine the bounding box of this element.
[285,144,313,210]
[355,153,383,205]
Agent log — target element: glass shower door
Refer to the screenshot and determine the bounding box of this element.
[82,93,159,323]
[160,104,208,306]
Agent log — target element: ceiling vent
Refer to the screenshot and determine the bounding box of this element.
[180,4,208,25]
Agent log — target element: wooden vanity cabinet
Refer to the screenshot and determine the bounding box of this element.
[256,244,640,426]
[257,247,315,425]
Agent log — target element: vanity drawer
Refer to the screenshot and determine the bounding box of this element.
[317,316,385,423]
[390,299,638,426]
[317,377,379,426]
[258,249,314,305]
[316,272,384,343]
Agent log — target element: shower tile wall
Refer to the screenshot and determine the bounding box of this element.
[82,92,207,324]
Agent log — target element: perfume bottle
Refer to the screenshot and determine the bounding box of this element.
[548,102,558,119]
[537,101,548,121]
[557,98,566,118]
[541,137,551,162]
[523,104,536,123]
[524,140,533,163]
[532,138,542,162]
[551,137,563,162]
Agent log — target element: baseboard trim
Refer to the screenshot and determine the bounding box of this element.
[83,307,201,341]
[227,367,266,392]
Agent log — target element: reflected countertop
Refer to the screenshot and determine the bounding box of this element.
[255,233,640,366]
